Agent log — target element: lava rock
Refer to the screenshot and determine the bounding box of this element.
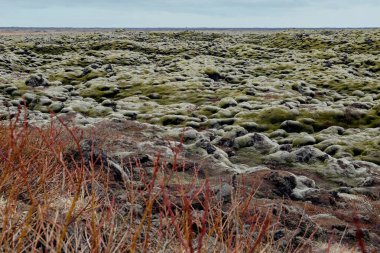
[25,74,49,87]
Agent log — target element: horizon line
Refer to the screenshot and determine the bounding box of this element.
[1,26,379,29]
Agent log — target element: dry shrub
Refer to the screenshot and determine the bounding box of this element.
[0,108,370,252]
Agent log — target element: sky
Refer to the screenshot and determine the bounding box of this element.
[0,0,379,28]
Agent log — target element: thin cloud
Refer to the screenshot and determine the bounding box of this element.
[0,0,379,27]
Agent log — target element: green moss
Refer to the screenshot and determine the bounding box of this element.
[8,82,29,98]
[14,82,29,92]
[319,79,379,94]
[80,80,119,101]
[297,108,356,130]
[116,82,207,106]
[230,148,264,166]
[368,61,380,73]
[33,105,49,113]
[203,67,219,76]
[361,154,380,165]
[80,88,118,100]
[292,135,316,147]
[34,45,73,55]
[117,82,170,99]
[160,115,187,126]
[80,107,113,118]
[238,106,296,131]
[363,105,380,127]
[49,68,109,85]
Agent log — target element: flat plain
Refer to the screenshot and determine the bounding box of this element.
[0,28,379,252]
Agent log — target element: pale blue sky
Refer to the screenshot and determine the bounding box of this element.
[0,0,379,28]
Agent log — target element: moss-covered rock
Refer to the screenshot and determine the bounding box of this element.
[25,74,49,87]
[233,133,278,153]
[361,152,380,165]
[79,78,119,100]
[207,118,236,128]
[48,101,64,113]
[218,97,238,109]
[237,106,298,129]
[281,120,313,133]
[292,134,316,147]
[161,115,187,126]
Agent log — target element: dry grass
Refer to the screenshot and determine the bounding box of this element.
[0,108,373,252]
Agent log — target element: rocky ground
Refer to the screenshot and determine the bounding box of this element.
[1,28,380,251]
